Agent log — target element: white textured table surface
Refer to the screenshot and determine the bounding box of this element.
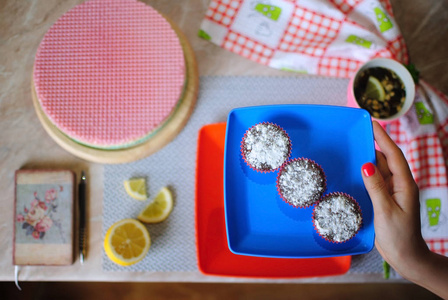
[102,76,383,276]
[0,0,447,282]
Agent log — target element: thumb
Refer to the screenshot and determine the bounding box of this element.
[361,162,391,212]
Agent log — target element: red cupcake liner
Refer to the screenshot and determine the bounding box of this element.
[312,192,363,244]
[240,122,292,173]
[276,158,327,208]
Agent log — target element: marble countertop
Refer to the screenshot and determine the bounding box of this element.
[0,0,446,282]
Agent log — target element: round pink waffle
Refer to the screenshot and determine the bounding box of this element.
[33,0,186,149]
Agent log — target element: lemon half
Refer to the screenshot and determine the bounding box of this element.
[124,178,147,201]
[365,76,385,101]
[104,219,151,266]
[137,187,173,223]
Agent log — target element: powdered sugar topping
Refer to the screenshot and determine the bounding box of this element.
[277,159,325,207]
[314,194,362,242]
[242,123,290,171]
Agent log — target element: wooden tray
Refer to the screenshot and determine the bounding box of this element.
[31,21,198,164]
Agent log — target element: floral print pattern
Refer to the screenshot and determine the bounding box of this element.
[16,187,62,240]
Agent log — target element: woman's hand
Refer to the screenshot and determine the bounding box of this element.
[361,121,429,278]
[361,121,448,299]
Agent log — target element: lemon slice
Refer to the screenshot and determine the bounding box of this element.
[137,187,173,223]
[104,219,151,266]
[124,178,147,201]
[365,76,385,101]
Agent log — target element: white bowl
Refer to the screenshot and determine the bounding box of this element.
[347,58,416,124]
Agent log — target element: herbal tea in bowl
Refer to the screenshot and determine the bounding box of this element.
[347,58,415,123]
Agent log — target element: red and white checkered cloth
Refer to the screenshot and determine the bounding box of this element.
[200,0,448,256]
[391,81,448,256]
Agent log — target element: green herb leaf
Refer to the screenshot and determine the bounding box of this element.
[383,260,390,279]
[405,63,420,84]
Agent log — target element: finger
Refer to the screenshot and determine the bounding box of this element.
[361,162,394,212]
[376,150,391,180]
[372,122,414,183]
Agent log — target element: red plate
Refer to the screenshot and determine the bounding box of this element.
[195,123,351,278]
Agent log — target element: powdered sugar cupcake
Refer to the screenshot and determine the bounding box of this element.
[276,158,326,208]
[313,192,362,243]
[241,122,291,172]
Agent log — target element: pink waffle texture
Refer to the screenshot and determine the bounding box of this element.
[33,0,186,148]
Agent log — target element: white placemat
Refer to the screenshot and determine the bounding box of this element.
[103,76,383,274]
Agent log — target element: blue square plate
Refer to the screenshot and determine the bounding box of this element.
[224,104,375,258]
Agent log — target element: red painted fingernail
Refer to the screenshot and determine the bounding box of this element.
[362,163,376,177]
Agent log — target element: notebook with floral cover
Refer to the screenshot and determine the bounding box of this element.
[13,170,75,265]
